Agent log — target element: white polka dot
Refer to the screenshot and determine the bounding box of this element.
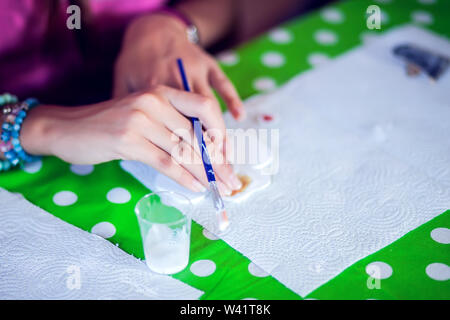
[308,53,331,68]
[70,164,94,176]
[268,28,293,44]
[22,159,42,174]
[430,228,450,244]
[91,221,116,239]
[242,298,258,300]
[412,10,433,25]
[202,228,219,241]
[366,261,393,279]
[253,77,277,92]
[261,52,285,68]
[321,8,344,23]
[248,262,269,277]
[190,259,216,277]
[418,0,436,4]
[314,30,338,45]
[426,263,450,281]
[217,51,239,66]
[53,191,78,206]
[106,187,131,204]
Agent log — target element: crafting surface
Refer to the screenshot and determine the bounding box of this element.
[0,188,203,300]
[0,0,449,299]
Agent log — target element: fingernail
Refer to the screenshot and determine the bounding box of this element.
[229,174,242,190]
[192,180,207,193]
[236,109,246,122]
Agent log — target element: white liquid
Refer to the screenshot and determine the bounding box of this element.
[143,224,190,274]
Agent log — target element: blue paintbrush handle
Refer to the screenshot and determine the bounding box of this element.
[177,58,217,183]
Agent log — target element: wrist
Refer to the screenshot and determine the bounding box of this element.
[1,96,40,168]
[154,8,200,45]
[124,13,188,47]
[20,105,62,156]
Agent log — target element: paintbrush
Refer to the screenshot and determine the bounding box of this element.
[176,58,230,231]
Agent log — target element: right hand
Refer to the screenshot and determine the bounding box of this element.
[20,85,242,195]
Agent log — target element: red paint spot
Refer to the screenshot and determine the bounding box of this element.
[262,114,273,122]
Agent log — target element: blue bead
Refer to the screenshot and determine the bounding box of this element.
[2,123,12,131]
[10,158,19,166]
[17,149,26,159]
[11,138,20,146]
[17,110,26,118]
[13,123,21,131]
[5,150,14,159]
[3,161,10,170]
[11,131,19,138]
[1,133,10,142]
[14,145,23,152]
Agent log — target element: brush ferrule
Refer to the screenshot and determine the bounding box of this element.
[209,181,224,212]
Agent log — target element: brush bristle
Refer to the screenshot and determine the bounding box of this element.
[218,210,230,231]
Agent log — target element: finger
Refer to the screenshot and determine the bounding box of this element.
[136,118,211,188]
[134,88,240,191]
[206,138,242,191]
[191,81,227,148]
[170,83,241,191]
[193,81,216,102]
[134,93,199,156]
[127,136,206,193]
[209,64,246,121]
[156,85,227,141]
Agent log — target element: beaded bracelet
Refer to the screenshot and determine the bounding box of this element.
[0,93,40,172]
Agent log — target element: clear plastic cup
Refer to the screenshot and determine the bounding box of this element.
[134,191,192,274]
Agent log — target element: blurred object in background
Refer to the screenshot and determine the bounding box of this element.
[184,0,337,52]
[233,0,336,45]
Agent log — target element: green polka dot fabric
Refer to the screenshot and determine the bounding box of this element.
[1,0,449,299]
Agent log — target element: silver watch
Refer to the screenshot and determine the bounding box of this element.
[186,24,200,44]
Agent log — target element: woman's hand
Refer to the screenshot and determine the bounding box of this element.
[113,14,245,121]
[20,86,242,195]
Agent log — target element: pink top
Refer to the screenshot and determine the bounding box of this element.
[0,0,167,104]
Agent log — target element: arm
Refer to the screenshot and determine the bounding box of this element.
[174,0,305,46]
[1,89,242,195]
[174,0,237,47]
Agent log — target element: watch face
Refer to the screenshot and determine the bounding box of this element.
[187,25,199,44]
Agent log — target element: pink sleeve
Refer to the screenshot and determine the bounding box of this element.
[87,0,168,41]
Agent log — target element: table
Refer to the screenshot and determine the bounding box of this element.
[1,0,449,299]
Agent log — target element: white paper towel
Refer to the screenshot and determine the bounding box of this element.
[0,188,203,300]
[281,25,450,187]
[121,26,450,297]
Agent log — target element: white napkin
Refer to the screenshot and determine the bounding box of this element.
[121,25,450,297]
[0,188,203,300]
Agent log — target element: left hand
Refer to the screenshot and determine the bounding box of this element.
[113,14,245,121]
